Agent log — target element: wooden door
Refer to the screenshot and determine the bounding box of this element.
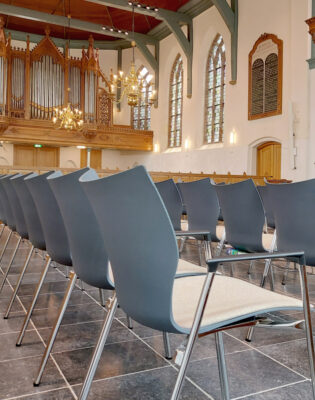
[80,149,102,170]
[14,145,59,168]
[14,145,35,167]
[257,141,281,179]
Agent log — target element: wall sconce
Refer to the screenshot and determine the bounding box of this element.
[153,143,160,153]
[184,139,190,150]
[77,145,86,149]
[229,130,236,145]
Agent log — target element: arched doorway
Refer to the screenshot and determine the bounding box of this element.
[257,141,281,179]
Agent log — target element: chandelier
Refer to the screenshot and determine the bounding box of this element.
[53,102,83,130]
[52,8,84,130]
[108,3,157,107]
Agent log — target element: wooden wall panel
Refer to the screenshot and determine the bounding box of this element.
[13,144,59,168]
[80,149,102,169]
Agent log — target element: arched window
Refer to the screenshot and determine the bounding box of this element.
[131,66,152,130]
[204,34,226,144]
[168,54,183,148]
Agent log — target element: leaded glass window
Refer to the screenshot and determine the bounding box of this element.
[131,66,152,130]
[168,54,183,148]
[204,34,226,144]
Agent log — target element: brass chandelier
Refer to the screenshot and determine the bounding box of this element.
[109,2,156,107]
[53,101,84,130]
[53,8,84,130]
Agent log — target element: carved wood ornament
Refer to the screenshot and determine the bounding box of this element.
[248,33,283,120]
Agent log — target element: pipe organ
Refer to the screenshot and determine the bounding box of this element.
[0,18,153,152]
[0,25,112,126]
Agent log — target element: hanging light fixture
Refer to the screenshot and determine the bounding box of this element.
[109,2,157,107]
[53,5,84,130]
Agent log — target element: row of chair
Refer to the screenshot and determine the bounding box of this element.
[0,168,314,400]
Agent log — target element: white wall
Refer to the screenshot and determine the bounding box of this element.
[97,0,312,181]
[59,147,80,168]
[8,1,314,181]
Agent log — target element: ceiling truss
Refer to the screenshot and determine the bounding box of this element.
[0,0,238,101]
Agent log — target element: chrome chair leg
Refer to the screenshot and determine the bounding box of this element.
[215,331,230,400]
[0,230,12,264]
[126,315,133,329]
[171,272,216,400]
[179,237,187,253]
[4,245,34,319]
[248,260,254,275]
[282,260,291,285]
[99,288,106,307]
[198,241,203,266]
[299,264,315,399]
[79,279,85,291]
[0,236,21,293]
[79,294,118,400]
[163,332,172,360]
[33,271,77,386]
[16,255,51,346]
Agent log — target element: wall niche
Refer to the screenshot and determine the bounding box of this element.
[248,33,283,120]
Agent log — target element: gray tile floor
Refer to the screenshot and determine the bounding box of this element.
[0,230,314,399]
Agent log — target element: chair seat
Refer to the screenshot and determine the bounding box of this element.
[180,219,225,242]
[262,233,275,251]
[216,225,225,240]
[108,259,206,285]
[172,273,303,333]
[177,258,206,275]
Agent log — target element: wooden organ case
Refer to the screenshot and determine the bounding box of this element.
[0,18,153,151]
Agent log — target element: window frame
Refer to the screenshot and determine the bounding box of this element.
[204,34,226,144]
[168,54,183,148]
[131,65,152,130]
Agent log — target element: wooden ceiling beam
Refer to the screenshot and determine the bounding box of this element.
[85,0,192,24]
[0,3,158,45]
[5,28,131,49]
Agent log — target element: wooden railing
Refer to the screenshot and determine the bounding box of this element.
[0,165,291,185]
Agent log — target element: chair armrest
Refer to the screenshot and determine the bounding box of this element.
[206,251,305,273]
[175,230,211,241]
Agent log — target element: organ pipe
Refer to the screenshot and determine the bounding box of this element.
[0,26,112,126]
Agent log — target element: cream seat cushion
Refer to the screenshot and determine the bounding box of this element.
[180,220,225,241]
[262,233,276,251]
[177,258,206,275]
[172,274,303,331]
[108,258,206,285]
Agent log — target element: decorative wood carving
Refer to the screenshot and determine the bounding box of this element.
[306,17,315,44]
[248,33,283,120]
[0,116,153,151]
[0,24,151,151]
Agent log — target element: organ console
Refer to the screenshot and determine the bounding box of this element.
[0,17,153,151]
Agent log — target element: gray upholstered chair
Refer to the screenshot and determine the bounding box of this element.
[77,166,313,400]
[156,178,215,264]
[14,170,72,351]
[177,178,225,261]
[214,179,276,287]
[14,172,47,345]
[257,185,275,230]
[1,173,41,318]
[0,174,18,270]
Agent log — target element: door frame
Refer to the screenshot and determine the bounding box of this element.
[247,137,282,175]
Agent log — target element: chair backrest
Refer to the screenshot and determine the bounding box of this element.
[25,171,72,266]
[12,173,46,250]
[257,185,275,229]
[80,166,180,333]
[0,174,6,223]
[155,179,182,230]
[6,173,34,239]
[48,168,112,289]
[0,174,18,230]
[268,179,315,266]
[176,183,187,215]
[214,179,265,252]
[177,178,220,241]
